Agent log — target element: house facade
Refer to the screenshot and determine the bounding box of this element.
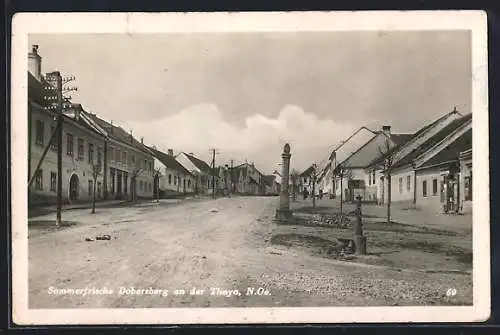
[85,113,155,200]
[233,163,264,195]
[262,175,279,195]
[369,111,472,214]
[28,46,108,205]
[28,45,155,206]
[150,148,195,197]
[321,126,377,199]
[175,152,213,195]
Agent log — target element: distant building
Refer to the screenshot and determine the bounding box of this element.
[262,175,279,195]
[149,147,195,198]
[233,162,264,195]
[175,152,213,195]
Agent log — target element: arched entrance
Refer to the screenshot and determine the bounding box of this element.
[69,174,79,201]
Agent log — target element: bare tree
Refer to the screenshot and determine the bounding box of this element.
[311,164,319,208]
[91,164,101,214]
[378,138,397,224]
[130,168,142,205]
[153,167,162,203]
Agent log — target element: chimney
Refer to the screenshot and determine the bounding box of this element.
[168,149,174,156]
[189,152,194,156]
[129,130,133,143]
[28,45,42,81]
[141,137,144,144]
[382,125,391,135]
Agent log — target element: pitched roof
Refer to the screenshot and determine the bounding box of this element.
[148,147,192,175]
[392,113,472,169]
[389,133,413,146]
[262,175,276,186]
[85,113,152,155]
[299,165,315,177]
[341,132,413,168]
[418,129,472,169]
[181,152,212,173]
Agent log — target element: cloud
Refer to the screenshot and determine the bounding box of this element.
[120,104,355,174]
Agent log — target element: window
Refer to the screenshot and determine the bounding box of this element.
[123,151,127,164]
[144,160,147,170]
[50,124,57,150]
[422,180,427,197]
[149,182,152,192]
[372,171,376,184]
[35,169,43,190]
[168,174,172,185]
[109,147,114,161]
[77,138,84,160]
[140,180,144,191]
[406,175,411,192]
[174,176,177,186]
[132,155,135,164]
[88,143,94,164]
[66,133,74,156]
[50,172,56,192]
[35,120,44,146]
[115,149,120,162]
[88,180,93,196]
[368,173,372,186]
[97,182,102,198]
[398,177,403,193]
[432,179,438,196]
[188,180,191,188]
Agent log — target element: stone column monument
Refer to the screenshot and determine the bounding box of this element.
[275,143,292,222]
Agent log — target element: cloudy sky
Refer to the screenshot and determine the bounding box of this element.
[29,31,471,174]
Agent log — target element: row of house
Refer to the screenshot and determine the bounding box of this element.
[28,45,279,206]
[300,108,473,214]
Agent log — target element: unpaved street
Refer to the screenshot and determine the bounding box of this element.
[28,196,472,308]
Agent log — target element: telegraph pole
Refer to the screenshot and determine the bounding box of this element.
[44,71,77,227]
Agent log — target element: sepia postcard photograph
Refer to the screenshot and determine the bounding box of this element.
[10,11,489,325]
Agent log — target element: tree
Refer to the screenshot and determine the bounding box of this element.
[130,168,142,205]
[311,164,319,208]
[91,163,101,214]
[153,167,162,203]
[290,169,299,202]
[378,137,397,224]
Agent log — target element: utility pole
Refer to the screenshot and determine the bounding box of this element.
[44,72,77,227]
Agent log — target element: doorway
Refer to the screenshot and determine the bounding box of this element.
[69,174,79,201]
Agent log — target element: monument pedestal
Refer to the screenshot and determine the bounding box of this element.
[275,208,293,222]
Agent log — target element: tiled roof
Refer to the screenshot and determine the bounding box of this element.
[392,113,472,169]
[342,132,412,168]
[148,147,192,175]
[182,152,212,173]
[389,133,413,146]
[418,129,472,169]
[85,113,152,155]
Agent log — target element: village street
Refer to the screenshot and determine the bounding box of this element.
[28,196,472,308]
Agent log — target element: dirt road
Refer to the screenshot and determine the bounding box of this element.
[28,196,472,308]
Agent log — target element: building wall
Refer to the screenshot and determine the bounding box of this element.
[390,167,416,203]
[29,107,105,205]
[107,139,154,200]
[415,169,444,212]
